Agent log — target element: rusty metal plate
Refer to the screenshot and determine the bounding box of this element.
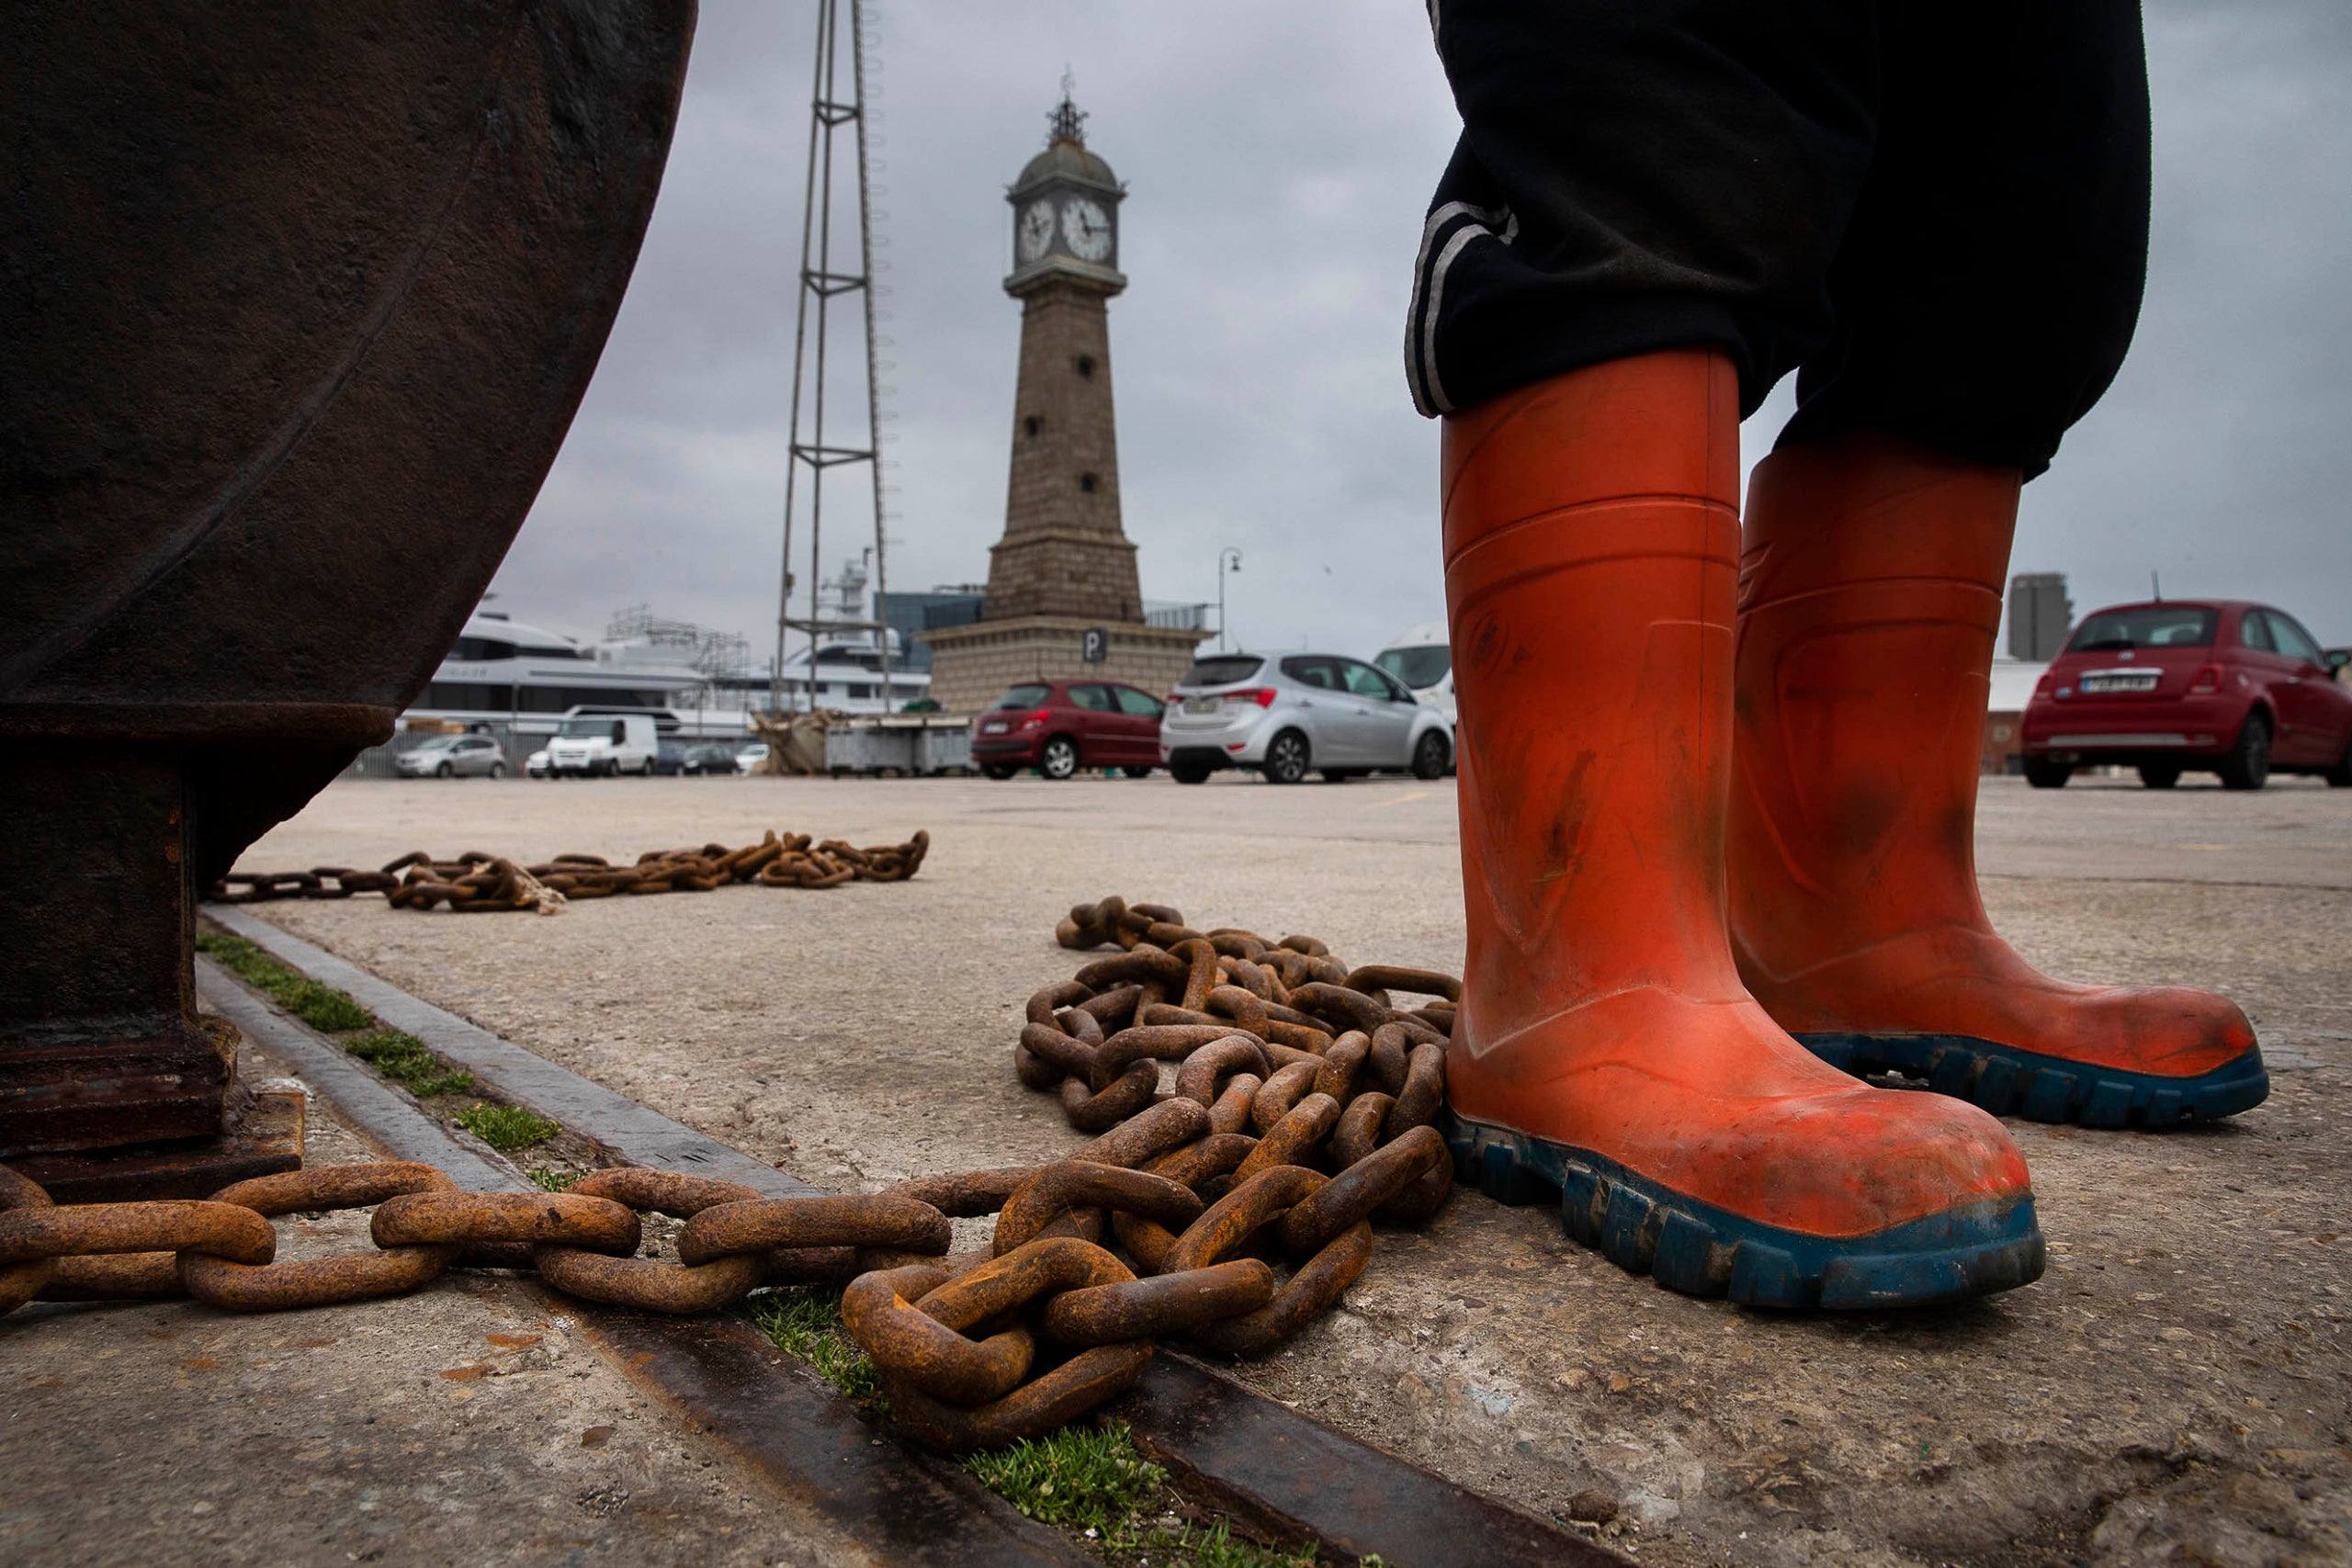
[7,1088,303,1205]
[1117,1353,1627,1567]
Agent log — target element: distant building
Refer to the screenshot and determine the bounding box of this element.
[1982,656,2050,774]
[877,588,985,673]
[2007,572,2074,661]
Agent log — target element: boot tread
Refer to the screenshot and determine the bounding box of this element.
[1447,1111,2046,1309]
[1797,1033,2269,1129]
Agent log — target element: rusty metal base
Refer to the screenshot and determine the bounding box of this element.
[5,1086,303,1203]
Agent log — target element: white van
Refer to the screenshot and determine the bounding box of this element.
[546,713,659,777]
[1374,622,1454,723]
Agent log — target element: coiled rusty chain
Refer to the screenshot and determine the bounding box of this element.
[0,895,1456,1454]
[209,829,933,910]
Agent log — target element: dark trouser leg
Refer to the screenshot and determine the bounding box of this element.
[1409,0,1877,418]
[1780,0,2152,477]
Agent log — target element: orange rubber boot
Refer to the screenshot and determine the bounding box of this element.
[1728,432,2267,1128]
[1442,351,2043,1308]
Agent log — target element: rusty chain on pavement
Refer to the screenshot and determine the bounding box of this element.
[0,894,1456,1454]
[208,829,933,910]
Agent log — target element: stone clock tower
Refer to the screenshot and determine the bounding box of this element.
[923,94,1205,714]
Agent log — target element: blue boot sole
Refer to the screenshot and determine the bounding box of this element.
[1793,1033,2269,1129]
[1445,1112,2046,1309]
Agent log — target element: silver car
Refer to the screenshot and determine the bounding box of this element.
[1159,652,1455,784]
[394,732,507,778]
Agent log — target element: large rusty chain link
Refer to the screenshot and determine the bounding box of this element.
[0,895,1457,1455]
[209,829,933,909]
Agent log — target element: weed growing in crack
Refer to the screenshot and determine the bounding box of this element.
[455,1102,560,1152]
[966,1420,1322,1565]
[195,932,374,1032]
[344,1029,476,1097]
[748,1284,885,1407]
[963,1421,1165,1536]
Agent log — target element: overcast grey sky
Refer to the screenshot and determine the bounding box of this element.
[490,1,2352,661]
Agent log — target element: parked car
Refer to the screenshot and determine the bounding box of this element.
[546,713,659,777]
[1374,620,1455,723]
[734,741,770,775]
[971,680,1166,780]
[395,732,505,778]
[684,742,740,775]
[651,739,689,776]
[525,748,550,779]
[1159,652,1455,785]
[2021,600,2352,790]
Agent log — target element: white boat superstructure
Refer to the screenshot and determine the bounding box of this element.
[756,634,929,716]
[404,610,929,742]
[410,611,761,740]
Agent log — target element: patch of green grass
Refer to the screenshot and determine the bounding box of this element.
[1157,1520,1322,1568]
[748,1284,884,1406]
[286,984,375,1032]
[964,1421,1166,1537]
[454,1101,560,1152]
[957,1421,1331,1565]
[527,1167,580,1192]
[196,931,375,1032]
[343,1029,476,1097]
[967,1421,1320,1565]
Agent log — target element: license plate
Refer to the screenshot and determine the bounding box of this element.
[981,721,1008,734]
[1184,696,1220,715]
[2080,671,2158,694]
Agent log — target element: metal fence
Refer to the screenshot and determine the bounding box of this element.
[1145,601,1213,632]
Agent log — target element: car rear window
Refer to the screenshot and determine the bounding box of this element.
[1181,656,1262,687]
[992,684,1052,709]
[2065,606,2217,652]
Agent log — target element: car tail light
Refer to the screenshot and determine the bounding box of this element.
[1018,708,1050,728]
[2033,672,2054,696]
[2188,664,2222,694]
[1226,688,1278,708]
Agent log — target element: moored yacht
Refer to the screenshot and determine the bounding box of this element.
[401,611,930,747]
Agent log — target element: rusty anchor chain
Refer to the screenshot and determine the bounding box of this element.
[813,899,1461,1449]
[1,895,1458,1457]
[209,829,933,910]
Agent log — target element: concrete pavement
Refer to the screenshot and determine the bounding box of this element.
[210,770,2352,1565]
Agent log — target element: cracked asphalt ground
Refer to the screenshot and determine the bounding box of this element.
[231,770,2352,1567]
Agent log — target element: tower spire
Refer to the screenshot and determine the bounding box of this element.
[1047,72,1086,146]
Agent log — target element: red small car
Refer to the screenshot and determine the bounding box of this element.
[2021,600,2352,790]
[971,680,1167,780]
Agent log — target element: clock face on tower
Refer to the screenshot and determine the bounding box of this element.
[1061,197,1113,262]
[1017,199,1057,264]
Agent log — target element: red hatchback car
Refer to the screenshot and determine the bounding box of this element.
[2021,600,2352,789]
[971,680,1167,780]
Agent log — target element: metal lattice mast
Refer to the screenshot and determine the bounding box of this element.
[771,0,889,716]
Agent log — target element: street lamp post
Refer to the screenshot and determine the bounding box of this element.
[1216,547,1242,651]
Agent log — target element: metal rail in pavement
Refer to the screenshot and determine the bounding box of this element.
[205,902,1620,1568]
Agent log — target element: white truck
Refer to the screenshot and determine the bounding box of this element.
[546,713,659,777]
[1374,621,1454,724]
